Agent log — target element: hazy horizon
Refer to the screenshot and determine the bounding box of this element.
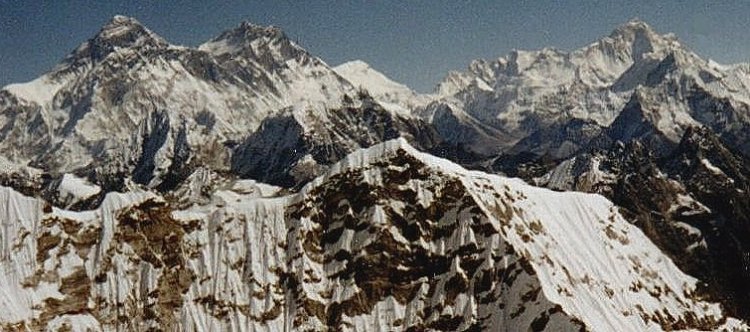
[2,1,750,92]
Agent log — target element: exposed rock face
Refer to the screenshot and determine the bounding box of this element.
[661,127,750,318]
[231,95,442,187]
[0,140,745,331]
[509,118,603,160]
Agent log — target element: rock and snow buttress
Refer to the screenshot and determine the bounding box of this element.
[0,140,745,331]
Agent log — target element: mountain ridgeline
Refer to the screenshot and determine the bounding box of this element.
[1,16,750,331]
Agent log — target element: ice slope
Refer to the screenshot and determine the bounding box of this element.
[295,138,741,330]
[333,60,433,109]
[517,123,750,319]
[0,139,744,331]
[0,186,153,330]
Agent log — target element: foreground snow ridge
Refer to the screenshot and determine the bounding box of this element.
[0,139,744,331]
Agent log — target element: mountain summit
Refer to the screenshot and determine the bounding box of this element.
[92,15,167,49]
[63,15,168,68]
[198,20,312,70]
[199,21,291,56]
[607,18,665,52]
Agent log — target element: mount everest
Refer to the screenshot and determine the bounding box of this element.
[1,15,750,331]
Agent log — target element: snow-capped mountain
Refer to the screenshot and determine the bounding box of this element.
[333,60,433,109]
[2,14,750,331]
[378,18,750,322]
[198,21,355,109]
[0,16,356,191]
[424,19,750,158]
[0,139,745,331]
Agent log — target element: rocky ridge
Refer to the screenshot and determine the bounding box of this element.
[0,140,745,331]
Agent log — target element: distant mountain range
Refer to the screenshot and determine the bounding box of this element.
[1,16,749,331]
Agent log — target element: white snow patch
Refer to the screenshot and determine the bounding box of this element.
[58,173,102,202]
[701,158,725,175]
[334,60,414,98]
[3,75,65,105]
[45,314,102,331]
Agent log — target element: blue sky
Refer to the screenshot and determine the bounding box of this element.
[2,1,750,92]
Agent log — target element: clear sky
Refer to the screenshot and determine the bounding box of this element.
[2,1,750,92]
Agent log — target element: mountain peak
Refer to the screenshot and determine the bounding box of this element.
[609,18,659,39]
[605,18,672,58]
[333,59,423,108]
[60,15,167,66]
[199,20,290,56]
[576,18,682,69]
[234,21,285,38]
[94,15,166,47]
[619,18,651,29]
[335,59,371,71]
[103,15,140,28]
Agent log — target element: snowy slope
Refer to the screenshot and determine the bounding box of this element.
[56,173,102,208]
[334,61,414,100]
[0,139,744,331]
[510,122,750,320]
[333,60,433,109]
